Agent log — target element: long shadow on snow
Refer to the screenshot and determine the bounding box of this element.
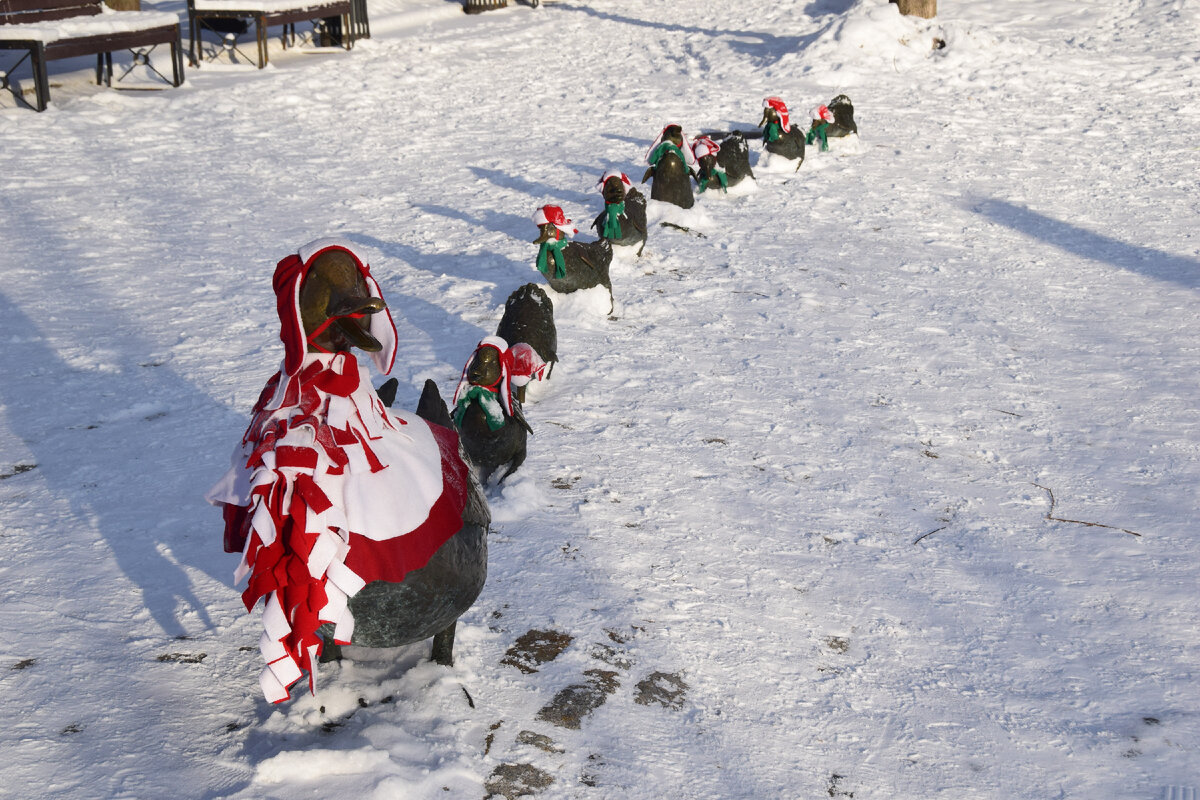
[468,166,594,211]
[341,233,507,361]
[969,198,1200,291]
[0,290,235,638]
[549,4,816,68]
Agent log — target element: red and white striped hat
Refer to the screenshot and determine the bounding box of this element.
[272,237,397,378]
[810,104,835,124]
[763,96,791,132]
[692,135,721,160]
[596,170,633,193]
[533,205,578,237]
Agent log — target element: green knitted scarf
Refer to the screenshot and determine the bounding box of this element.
[453,386,506,431]
[536,236,568,279]
[648,141,687,167]
[602,201,625,240]
[698,167,728,194]
[806,121,830,152]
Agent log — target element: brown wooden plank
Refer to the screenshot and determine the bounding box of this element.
[259,2,348,26]
[0,5,101,24]
[39,23,176,59]
[0,0,100,15]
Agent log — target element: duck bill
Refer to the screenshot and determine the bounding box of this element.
[336,315,383,352]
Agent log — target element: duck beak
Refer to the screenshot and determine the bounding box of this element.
[332,297,386,352]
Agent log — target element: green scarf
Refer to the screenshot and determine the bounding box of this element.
[763,121,783,143]
[602,201,625,239]
[536,236,568,279]
[806,121,830,152]
[453,386,506,431]
[648,141,687,168]
[698,167,728,194]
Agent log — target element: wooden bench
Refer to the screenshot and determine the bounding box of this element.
[0,0,184,111]
[187,0,360,69]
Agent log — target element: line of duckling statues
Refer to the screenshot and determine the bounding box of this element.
[517,93,858,314]
[207,94,857,704]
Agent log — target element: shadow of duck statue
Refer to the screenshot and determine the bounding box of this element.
[206,238,489,703]
[591,170,648,255]
[532,204,614,312]
[452,336,546,484]
[642,123,698,209]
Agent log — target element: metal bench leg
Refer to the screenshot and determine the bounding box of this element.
[188,9,199,66]
[172,32,184,85]
[31,42,49,111]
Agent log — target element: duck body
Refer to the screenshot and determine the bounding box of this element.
[334,379,489,659]
[496,283,558,390]
[647,148,695,209]
[456,394,529,484]
[592,187,648,250]
[540,237,613,298]
[827,94,858,138]
[764,125,806,163]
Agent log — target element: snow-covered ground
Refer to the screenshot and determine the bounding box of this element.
[1,0,1198,797]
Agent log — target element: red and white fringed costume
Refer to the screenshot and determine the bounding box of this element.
[206,238,470,703]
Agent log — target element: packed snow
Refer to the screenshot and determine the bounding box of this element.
[1,0,1198,798]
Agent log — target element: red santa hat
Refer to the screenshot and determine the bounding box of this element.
[810,104,835,124]
[692,135,721,160]
[596,170,633,193]
[645,124,699,168]
[533,205,578,237]
[453,335,546,417]
[272,237,397,378]
[763,96,791,132]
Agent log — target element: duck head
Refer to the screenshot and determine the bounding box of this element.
[662,124,684,147]
[465,344,503,389]
[299,249,387,355]
[602,175,628,205]
[532,222,560,246]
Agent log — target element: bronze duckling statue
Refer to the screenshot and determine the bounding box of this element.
[760,96,806,167]
[642,123,698,209]
[532,204,614,312]
[591,170,647,254]
[452,336,545,484]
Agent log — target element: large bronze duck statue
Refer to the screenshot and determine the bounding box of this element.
[206,238,489,702]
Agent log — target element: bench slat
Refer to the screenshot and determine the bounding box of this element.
[39,23,175,58]
[0,0,101,16]
[0,5,101,24]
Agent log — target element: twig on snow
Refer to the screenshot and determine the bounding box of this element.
[913,526,947,545]
[659,222,707,238]
[991,408,1022,417]
[1031,483,1143,537]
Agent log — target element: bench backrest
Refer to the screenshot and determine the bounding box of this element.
[0,0,104,25]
